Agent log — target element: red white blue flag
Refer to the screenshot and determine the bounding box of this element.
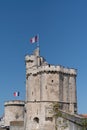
[30,35,38,43]
[14,92,20,96]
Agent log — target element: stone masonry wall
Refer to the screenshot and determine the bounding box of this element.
[4,101,24,126]
[25,48,77,130]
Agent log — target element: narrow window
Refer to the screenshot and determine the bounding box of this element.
[51,80,54,83]
[45,86,47,89]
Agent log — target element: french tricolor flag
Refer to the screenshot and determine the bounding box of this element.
[14,92,20,97]
[30,35,38,43]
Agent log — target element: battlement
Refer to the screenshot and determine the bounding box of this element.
[26,64,77,76]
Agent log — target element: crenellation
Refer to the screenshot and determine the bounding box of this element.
[26,65,77,77]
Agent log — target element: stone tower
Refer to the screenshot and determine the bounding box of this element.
[4,100,24,126]
[25,48,77,130]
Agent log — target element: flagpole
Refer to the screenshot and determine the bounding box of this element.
[30,34,40,55]
[37,34,40,55]
[37,34,39,47]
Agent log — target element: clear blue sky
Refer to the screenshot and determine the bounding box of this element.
[0,0,87,116]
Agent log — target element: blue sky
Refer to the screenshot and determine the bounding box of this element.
[0,0,87,116]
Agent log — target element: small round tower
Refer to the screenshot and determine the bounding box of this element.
[4,100,24,126]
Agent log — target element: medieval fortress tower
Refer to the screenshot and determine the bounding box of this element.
[1,47,85,130]
[24,47,77,130]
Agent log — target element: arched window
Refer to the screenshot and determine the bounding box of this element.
[33,117,39,123]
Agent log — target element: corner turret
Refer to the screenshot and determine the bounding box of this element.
[25,47,47,69]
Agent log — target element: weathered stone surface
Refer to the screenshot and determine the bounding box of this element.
[25,48,77,130]
[4,100,24,126]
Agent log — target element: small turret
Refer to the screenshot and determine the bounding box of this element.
[25,47,47,69]
[4,100,24,126]
[33,47,40,57]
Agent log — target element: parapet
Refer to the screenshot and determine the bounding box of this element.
[25,48,77,76]
[4,100,25,107]
[26,64,77,76]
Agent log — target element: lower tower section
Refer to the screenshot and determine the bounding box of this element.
[25,102,55,130]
